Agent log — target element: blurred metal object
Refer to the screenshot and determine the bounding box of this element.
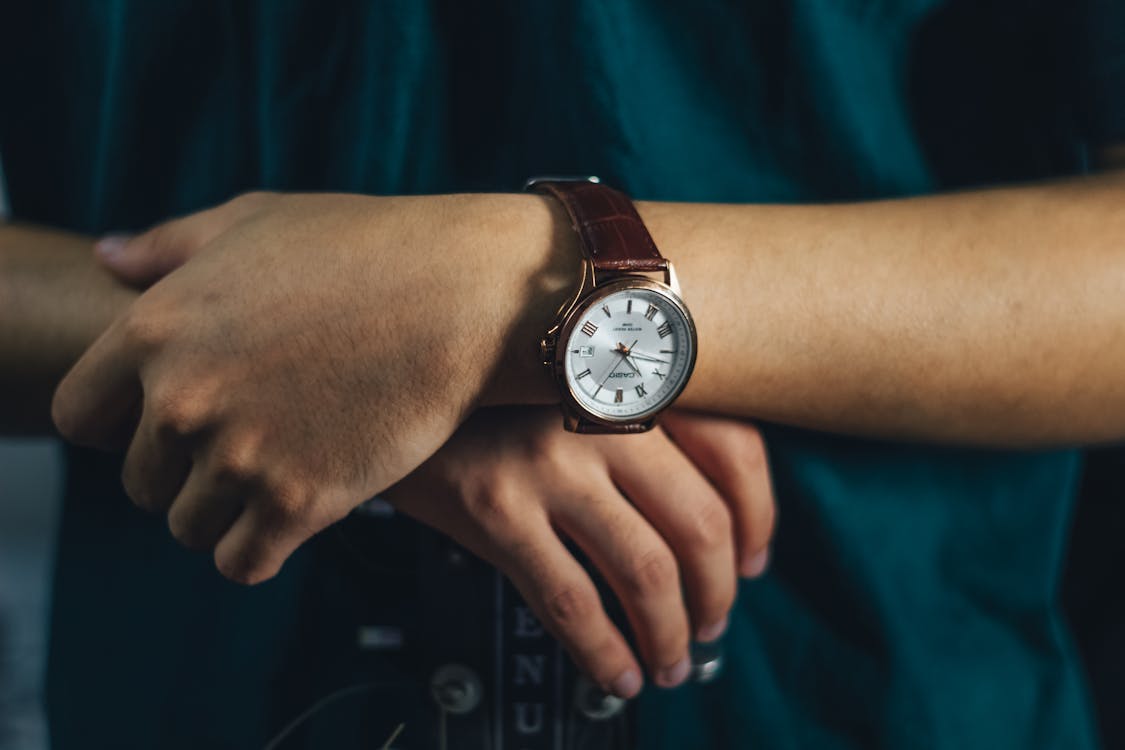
[573,675,627,721]
[356,625,404,651]
[430,664,483,715]
[353,496,396,518]
[690,640,725,684]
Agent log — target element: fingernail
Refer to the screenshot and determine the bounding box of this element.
[741,548,770,578]
[654,656,691,689]
[610,669,643,699]
[95,234,132,258]
[696,615,728,643]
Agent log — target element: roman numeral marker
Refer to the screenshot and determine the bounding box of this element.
[644,304,658,321]
[627,300,633,314]
[659,349,675,353]
[580,321,598,337]
[635,384,647,397]
[575,368,591,380]
[614,389,624,403]
[657,321,673,338]
[602,305,612,318]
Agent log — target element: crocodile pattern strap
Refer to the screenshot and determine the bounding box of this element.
[532,180,666,273]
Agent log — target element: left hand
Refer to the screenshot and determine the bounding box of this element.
[383,407,774,694]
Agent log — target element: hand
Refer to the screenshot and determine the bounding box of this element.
[384,407,775,698]
[53,191,577,584]
[88,208,776,697]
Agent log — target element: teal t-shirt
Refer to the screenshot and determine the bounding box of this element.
[2,2,1120,748]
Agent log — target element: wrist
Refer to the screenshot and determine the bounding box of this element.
[468,193,580,408]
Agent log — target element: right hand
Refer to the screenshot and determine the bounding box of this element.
[384,407,775,698]
[53,191,577,584]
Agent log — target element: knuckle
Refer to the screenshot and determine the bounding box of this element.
[622,547,678,600]
[464,481,522,534]
[256,477,319,534]
[149,384,211,436]
[121,305,171,352]
[541,582,600,631]
[687,499,733,550]
[209,437,262,486]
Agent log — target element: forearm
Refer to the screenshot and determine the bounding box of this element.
[0,224,135,433]
[637,171,1125,446]
[61,178,1125,447]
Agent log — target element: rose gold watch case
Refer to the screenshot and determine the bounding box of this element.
[539,261,698,434]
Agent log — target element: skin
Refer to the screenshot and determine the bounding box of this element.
[384,407,773,696]
[658,169,1125,445]
[43,147,1125,697]
[0,212,775,697]
[0,225,134,433]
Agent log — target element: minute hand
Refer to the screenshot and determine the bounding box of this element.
[627,349,671,365]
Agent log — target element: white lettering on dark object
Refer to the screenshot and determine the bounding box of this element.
[515,606,544,638]
[515,654,546,686]
[502,588,559,748]
[515,702,545,734]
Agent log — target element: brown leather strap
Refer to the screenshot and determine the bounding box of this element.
[532,180,666,273]
[573,420,653,434]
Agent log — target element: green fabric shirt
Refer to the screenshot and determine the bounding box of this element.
[2,2,1120,748]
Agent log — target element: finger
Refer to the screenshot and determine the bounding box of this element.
[487,518,645,699]
[401,490,645,700]
[608,432,738,644]
[166,466,245,551]
[550,479,693,689]
[212,498,317,586]
[94,192,272,287]
[121,410,191,514]
[661,410,776,578]
[52,316,143,448]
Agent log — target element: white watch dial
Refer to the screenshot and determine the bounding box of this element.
[563,287,694,422]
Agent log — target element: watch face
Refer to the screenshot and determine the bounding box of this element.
[562,285,695,422]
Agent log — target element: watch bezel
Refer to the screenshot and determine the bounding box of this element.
[552,276,698,428]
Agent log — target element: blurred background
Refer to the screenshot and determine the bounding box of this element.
[0,440,60,750]
[0,161,58,750]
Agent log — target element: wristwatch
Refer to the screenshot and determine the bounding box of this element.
[527,177,697,433]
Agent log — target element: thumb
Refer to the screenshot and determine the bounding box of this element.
[94,192,271,287]
[94,232,191,287]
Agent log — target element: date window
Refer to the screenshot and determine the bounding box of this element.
[577,345,596,358]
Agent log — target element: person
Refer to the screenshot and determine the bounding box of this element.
[3,2,1123,748]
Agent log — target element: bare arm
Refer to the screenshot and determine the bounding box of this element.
[0,224,134,433]
[640,159,1125,446]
